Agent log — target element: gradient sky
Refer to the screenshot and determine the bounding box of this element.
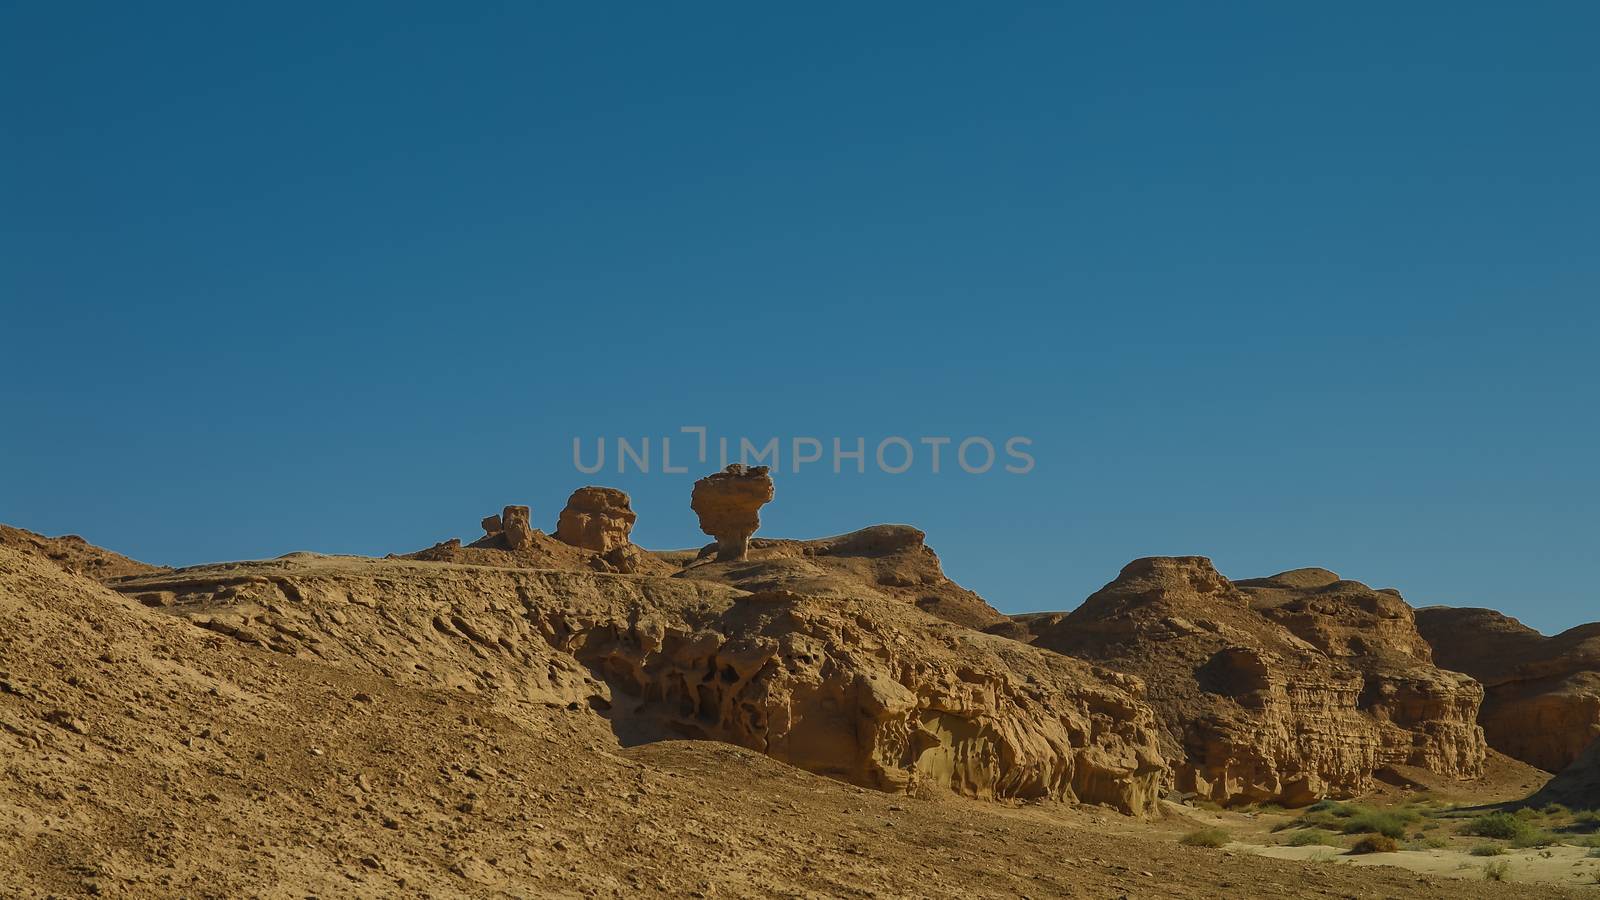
[3,3,1596,633]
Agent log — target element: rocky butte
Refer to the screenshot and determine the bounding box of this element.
[1001,557,1486,806]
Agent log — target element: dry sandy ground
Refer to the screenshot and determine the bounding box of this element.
[0,545,1588,898]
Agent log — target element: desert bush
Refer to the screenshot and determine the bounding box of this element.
[1542,802,1571,817]
[1285,829,1336,847]
[1341,811,1413,839]
[1307,799,1339,813]
[1470,844,1506,856]
[1575,809,1600,826]
[1510,829,1558,849]
[1482,860,1510,882]
[1405,836,1449,850]
[1514,806,1540,820]
[1349,835,1397,854]
[1179,828,1230,848]
[1464,812,1533,840]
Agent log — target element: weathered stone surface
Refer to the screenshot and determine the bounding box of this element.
[554,487,637,553]
[671,524,1006,630]
[0,523,168,580]
[1417,606,1600,773]
[1237,570,1486,787]
[112,554,1169,815]
[690,465,774,562]
[1004,557,1484,806]
[480,514,502,537]
[500,505,534,551]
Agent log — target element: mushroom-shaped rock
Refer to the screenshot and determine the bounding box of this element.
[554,487,637,553]
[500,505,534,551]
[690,465,774,562]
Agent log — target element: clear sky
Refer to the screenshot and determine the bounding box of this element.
[3,3,1596,634]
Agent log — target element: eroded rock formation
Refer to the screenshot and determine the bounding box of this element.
[112,553,1169,815]
[671,524,1007,630]
[690,465,774,562]
[1237,569,1486,785]
[1417,606,1600,774]
[500,505,535,550]
[1003,557,1485,806]
[554,487,637,553]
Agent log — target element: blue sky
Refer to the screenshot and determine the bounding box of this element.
[3,3,1596,633]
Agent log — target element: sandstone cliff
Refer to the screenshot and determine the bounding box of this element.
[1417,606,1600,774]
[112,553,1168,814]
[1005,557,1485,806]
[1237,569,1486,785]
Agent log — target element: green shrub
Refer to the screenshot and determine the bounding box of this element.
[1349,835,1397,854]
[1510,830,1558,849]
[1470,844,1506,857]
[1406,836,1450,850]
[1307,799,1339,813]
[1542,802,1571,817]
[1482,860,1510,882]
[1179,828,1230,848]
[1514,806,1540,820]
[1285,829,1336,847]
[1464,812,1533,840]
[1341,811,1413,839]
[1575,809,1600,826]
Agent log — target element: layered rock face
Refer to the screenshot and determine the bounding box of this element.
[554,487,637,553]
[112,554,1168,815]
[670,524,1006,630]
[1417,607,1600,774]
[1005,557,1485,806]
[690,465,774,562]
[1237,569,1486,784]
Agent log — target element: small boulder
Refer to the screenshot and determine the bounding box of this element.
[554,487,637,553]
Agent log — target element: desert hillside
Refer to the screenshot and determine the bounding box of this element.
[3,476,1598,895]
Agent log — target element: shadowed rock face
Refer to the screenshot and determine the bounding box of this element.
[110,554,1169,815]
[554,487,638,553]
[690,465,774,562]
[1533,735,1600,810]
[1417,606,1600,773]
[1004,557,1485,806]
